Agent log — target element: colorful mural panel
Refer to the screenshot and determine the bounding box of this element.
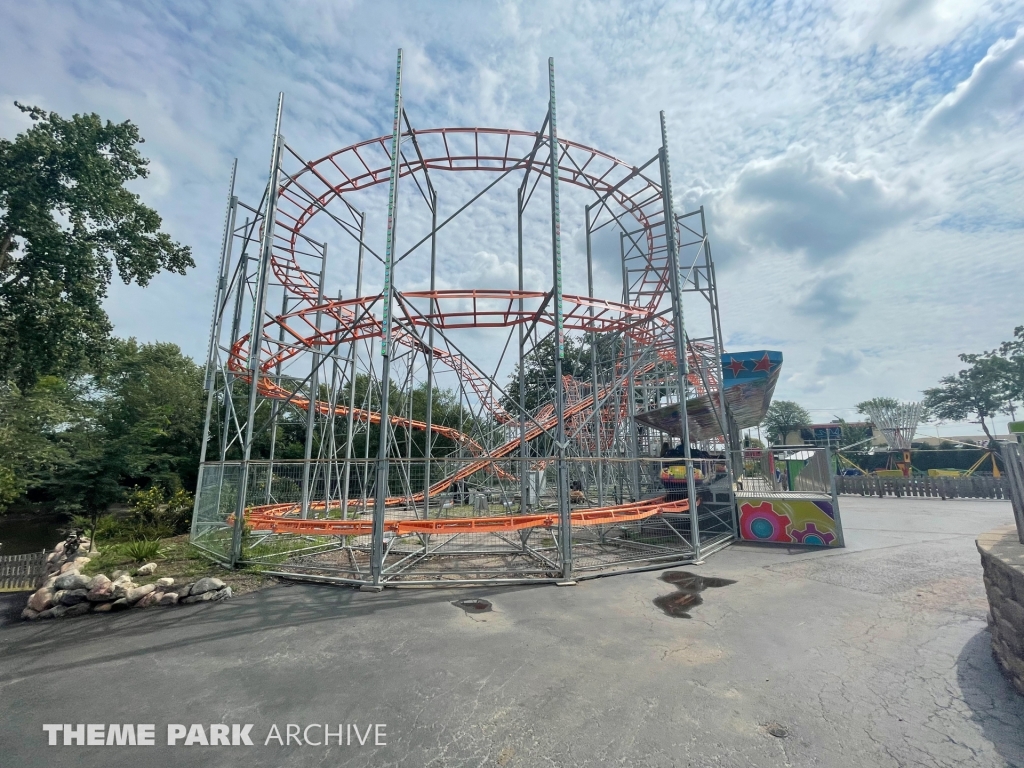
[737,496,843,547]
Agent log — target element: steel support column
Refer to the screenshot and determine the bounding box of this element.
[194,159,237,529]
[341,213,366,517]
[300,243,328,518]
[659,111,701,560]
[230,93,285,566]
[548,58,572,580]
[371,49,404,585]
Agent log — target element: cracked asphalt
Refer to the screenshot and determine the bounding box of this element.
[1,496,1023,767]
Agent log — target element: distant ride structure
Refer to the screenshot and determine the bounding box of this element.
[863,401,923,451]
[190,51,840,586]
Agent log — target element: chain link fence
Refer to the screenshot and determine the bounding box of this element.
[192,454,736,585]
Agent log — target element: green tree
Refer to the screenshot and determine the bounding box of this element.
[35,339,205,517]
[0,103,193,387]
[761,400,811,445]
[996,325,1024,420]
[836,418,872,449]
[501,333,592,415]
[855,397,901,416]
[0,376,80,512]
[92,338,205,493]
[923,354,1011,443]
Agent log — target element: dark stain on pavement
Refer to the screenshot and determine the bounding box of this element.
[453,598,492,614]
[765,722,789,738]
[654,571,735,618]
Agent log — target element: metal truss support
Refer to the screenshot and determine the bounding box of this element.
[659,111,701,562]
[230,92,285,566]
[192,160,237,532]
[548,58,572,580]
[371,48,404,585]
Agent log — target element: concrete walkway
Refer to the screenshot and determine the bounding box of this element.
[2,497,1023,767]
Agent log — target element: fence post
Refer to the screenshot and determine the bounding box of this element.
[997,442,1024,545]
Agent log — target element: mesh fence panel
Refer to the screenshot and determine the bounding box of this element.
[192,453,739,583]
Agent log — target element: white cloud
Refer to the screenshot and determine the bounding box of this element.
[839,0,995,52]
[791,273,862,327]
[920,27,1024,138]
[2,0,1023,436]
[815,347,864,377]
[717,148,924,264]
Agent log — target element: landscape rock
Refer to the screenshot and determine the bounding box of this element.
[30,533,245,620]
[86,575,115,602]
[182,590,220,605]
[111,574,136,600]
[135,592,161,609]
[27,587,55,612]
[56,589,89,606]
[125,584,156,604]
[190,577,225,596]
[54,571,91,591]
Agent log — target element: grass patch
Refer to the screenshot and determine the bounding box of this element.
[79,535,274,596]
[121,539,166,562]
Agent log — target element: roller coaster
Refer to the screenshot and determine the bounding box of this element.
[191,52,741,586]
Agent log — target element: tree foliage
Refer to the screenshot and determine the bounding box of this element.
[0,103,193,387]
[996,325,1024,419]
[0,339,204,514]
[921,326,1024,442]
[761,400,811,445]
[0,376,79,508]
[501,334,591,415]
[855,397,900,416]
[923,355,1011,443]
[836,418,872,449]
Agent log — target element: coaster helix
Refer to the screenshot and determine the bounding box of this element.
[224,124,717,537]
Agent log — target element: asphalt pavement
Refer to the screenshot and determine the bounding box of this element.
[1,496,1022,767]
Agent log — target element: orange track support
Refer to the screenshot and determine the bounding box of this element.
[244,496,690,536]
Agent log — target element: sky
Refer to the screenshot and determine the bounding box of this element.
[1,0,1022,437]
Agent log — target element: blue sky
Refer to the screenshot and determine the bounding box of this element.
[1,0,1022,436]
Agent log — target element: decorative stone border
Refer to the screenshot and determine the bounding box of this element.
[978,524,1024,696]
[21,538,231,620]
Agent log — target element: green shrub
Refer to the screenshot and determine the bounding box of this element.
[121,539,166,562]
[127,486,193,537]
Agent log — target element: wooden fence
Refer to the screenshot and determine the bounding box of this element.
[0,550,47,592]
[836,474,1010,500]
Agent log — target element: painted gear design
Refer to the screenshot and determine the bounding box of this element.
[790,522,835,546]
[739,501,792,543]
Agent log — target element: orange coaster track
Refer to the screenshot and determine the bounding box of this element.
[245,496,690,536]
[228,127,719,536]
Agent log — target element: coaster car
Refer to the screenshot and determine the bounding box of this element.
[659,464,704,490]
